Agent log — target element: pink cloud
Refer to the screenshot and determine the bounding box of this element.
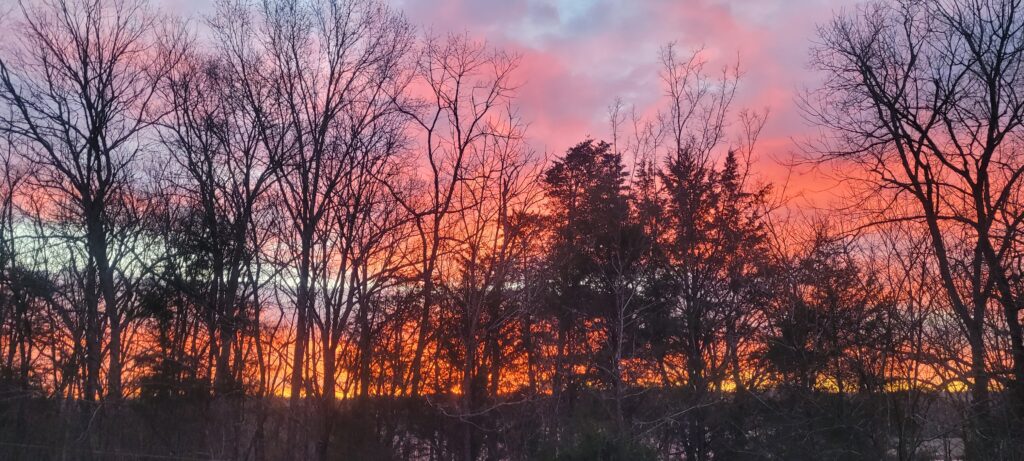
[159,0,858,205]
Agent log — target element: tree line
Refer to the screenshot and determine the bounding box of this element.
[1,0,1024,459]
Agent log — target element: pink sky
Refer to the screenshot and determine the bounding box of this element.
[389,0,861,208]
[164,0,857,208]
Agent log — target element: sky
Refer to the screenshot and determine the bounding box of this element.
[386,0,861,206]
[389,0,854,150]
[161,0,860,208]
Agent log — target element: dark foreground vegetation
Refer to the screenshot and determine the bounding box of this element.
[0,392,1018,460]
[3,0,1024,459]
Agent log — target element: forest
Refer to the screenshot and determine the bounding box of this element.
[1,0,1024,459]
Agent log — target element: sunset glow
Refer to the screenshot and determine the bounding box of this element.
[2,0,1024,460]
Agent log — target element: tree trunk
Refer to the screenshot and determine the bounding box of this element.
[291,241,312,403]
[86,207,121,401]
[84,263,100,402]
[966,326,991,459]
[408,276,434,397]
[462,332,476,461]
[357,309,373,399]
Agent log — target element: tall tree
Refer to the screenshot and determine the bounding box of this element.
[394,34,519,398]
[810,2,1024,452]
[543,139,651,438]
[0,0,183,401]
[433,121,540,460]
[159,35,284,396]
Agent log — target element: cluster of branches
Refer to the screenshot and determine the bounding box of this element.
[0,0,1023,460]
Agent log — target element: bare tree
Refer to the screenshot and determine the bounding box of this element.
[433,113,541,460]
[159,32,283,396]
[0,136,32,393]
[0,0,184,401]
[809,2,1024,452]
[394,34,520,398]
[240,0,412,409]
